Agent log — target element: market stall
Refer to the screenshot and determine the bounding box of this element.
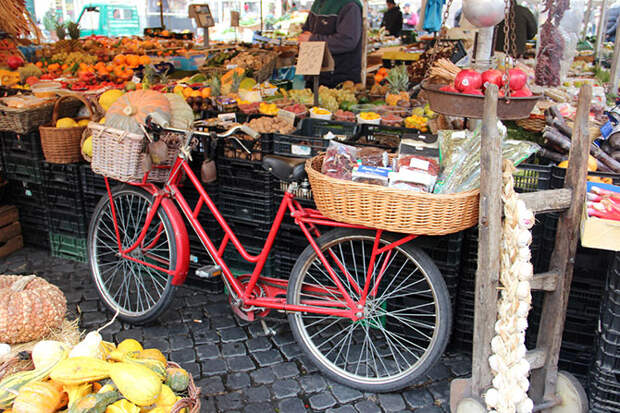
[0,0,619,412]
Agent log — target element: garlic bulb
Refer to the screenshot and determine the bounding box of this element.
[485,388,500,408]
[517,398,534,413]
[516,282,530,300]
[517,230,532,247]
[517,301,530,317]
[516,317,528,331]
[0,343,10,358]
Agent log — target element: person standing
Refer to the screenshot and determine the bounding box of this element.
[494,2,537,57]
[402,3,419,29]
[298,0,363,86]
[381,0,403,36]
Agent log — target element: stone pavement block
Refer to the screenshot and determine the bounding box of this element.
[243,402,277,413]
[170,348,196,364]
[354,399,381,413]
[198,376,225,396]
[299,374,327,394]
[403,387,434,409]
[327,406,357,413]
[243,385,271,403]
[426,362,452,382]
[192,326,220,345]
[415,406,444,413]
[272,362,299,379]
[253,349,283,367]
[228,355,256,372]
[196,343,220,360]
[309,392,337,410]
[226,372,252,390]
[213,316,238,330]
[271,379,300,399]
[247,336,272,352]
[272,332,295,347]
[167,324,190,335]
[222,342,247,357]
[184,361,201,379]
[280,343,302,360]
[446,359,471,377]
[220,326,248,343]
[250,367,276,385]
[82,312,108,327]
[142,337,170,352]
[428,381,450,405]
[216,391,244,410]
[201,358,228,376]
[377,393,406,412]
[330,382,363,404]
[169,334,193,351]
[278,398,307,413]
[297,355,319,374]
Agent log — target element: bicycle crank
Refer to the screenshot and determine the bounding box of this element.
[229,275,271,321]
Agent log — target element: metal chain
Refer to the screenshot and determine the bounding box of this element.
[422,0,455,84]
[502,0,516,99]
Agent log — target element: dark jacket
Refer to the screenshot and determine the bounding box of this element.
[494,5,537,57]
[302,0,363,87]
[382,7,403,36]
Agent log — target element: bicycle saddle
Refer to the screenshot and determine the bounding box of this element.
[262,155,307,182]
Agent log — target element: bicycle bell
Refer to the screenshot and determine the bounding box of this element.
[462,0,505,28]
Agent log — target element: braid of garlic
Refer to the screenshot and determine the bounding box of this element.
[485,160,535,413]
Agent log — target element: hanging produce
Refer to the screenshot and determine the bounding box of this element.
[0,0,41,39]
[535,0,570,86]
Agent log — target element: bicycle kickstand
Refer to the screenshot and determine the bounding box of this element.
[260,319,276,336]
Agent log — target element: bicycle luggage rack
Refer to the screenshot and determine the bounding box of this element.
[449,85,593,412]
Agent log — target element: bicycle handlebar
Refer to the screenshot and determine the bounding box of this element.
[144,115,260,139]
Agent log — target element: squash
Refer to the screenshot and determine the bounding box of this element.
[31,340,68,369]
[51,357,110,385]
[121,353,166,381]
[109,363,161,407]
[65,383,92,409]
[105,90,171,135]
[165,368,189,393]
[116,339,143,354]
[164,94,194,129]
[137,349,167,365]
[154,385,175,407]
[12,381,64,413]
[69,331,105,359]
[98,90,124,112]
[97,382,117,394]
[69,390,120,413]
[0,348,66,409]
[105,398,140,413]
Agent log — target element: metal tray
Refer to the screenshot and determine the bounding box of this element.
[421,82,540,120]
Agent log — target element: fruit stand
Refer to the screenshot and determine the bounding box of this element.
[0,0,619,412]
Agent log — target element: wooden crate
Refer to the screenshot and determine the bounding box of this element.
[0,205,22,258]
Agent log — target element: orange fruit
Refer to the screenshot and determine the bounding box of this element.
[35,61,43,68]
[126,54,139,67]
[139,55,151,65]
[113,55,126,65]
[374,74,383,84]
[191,90,201,98]
[182,87,193,98]
[201,87,211,98]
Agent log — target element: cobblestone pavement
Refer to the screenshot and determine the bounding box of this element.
[1,248,473,413]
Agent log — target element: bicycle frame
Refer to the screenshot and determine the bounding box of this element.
[104,153,418,321]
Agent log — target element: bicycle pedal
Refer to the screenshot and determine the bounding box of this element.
[195,265,222,278]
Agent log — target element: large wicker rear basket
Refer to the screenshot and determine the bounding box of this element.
[89,122,178,183]
[306,155,480,235]
[168,361,200,413]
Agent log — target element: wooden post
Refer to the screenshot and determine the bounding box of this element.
[470,84,502,397]
[581,0,594,41]
[417,0,428,32]
[610,24,620,93]
[159,0,165,28]
[529,85,593,404]
[594,0,609,63]
[361,0,368,88]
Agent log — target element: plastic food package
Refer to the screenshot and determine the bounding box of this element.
[435,122,541,194]
[388,154,440,192]
[322,140,359,180]
[358,147,389,168]
[352,165,390,186]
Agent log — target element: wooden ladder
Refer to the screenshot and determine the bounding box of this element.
[450,84,593,412]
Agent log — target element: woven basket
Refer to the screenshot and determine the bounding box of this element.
[81,127,93,163]
[90,122,179,183]
[0,97,82,135]
[253,50,278,83]
[306,155,480,235]
[169,361,201,413]
[39,94,99,164]
[516,116,545,133]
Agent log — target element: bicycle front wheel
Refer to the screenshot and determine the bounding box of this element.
[287,228,451,392]
[88,185,177,324]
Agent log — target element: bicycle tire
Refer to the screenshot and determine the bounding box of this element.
[88,185,177,324]
[287,228,452,392]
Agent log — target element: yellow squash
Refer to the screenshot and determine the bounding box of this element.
[51,357,111,385]
[109,363,161,407]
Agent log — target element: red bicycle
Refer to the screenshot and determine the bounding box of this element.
[87,120,452,391]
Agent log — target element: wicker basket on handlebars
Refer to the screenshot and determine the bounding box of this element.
[306,155,480,235]
[89,122,180,183]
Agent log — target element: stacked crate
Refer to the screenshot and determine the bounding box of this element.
[1,131,50,248]
[589,252,620,412]
[42,162,87,263]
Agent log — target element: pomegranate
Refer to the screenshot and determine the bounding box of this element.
[462,88,484,96]
[454,69,482,92]
[505,68,527,91]
[7,55,24,70]
[440,85,459,93]
[511,86,533,97]
[481,69,504,89]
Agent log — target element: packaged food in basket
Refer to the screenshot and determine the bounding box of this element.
[389,154,440,192]
[358,147,390,168]
[352,165,390,186]
[246,116,295,134]
[321,141,358,180]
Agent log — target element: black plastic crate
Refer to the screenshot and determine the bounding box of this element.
[41,162,82,193]
[299,118,358,140]
[513,164,552,193]
[48,210,87,237]
[9,181,46,208]
[272,132,331,158]
[276,252,298,279]
[49,232,88,263]
[3,152,42,184]
[219,189,274,223]
[227,219,271,251]
[217,160,274,196]
[350,123,437,152]
[551,166,620,189]
[223,244,277,276]
[45,190,84,216]
[0,131,42,159]
[80,164,120,196]
[589,363,620,412]
[83,192,102,217]
[219,133,272,163]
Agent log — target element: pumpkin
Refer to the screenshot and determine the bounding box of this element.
[165,368,189,392]
[50,357,111,385]
[31,340,68,370]
[105,90,170,135]
[0,343,66,409]
[69,390,120,413]
[109,363,161,407]
[105,398,140,413]
[164,93,194,129]
[12,380,64,413]
[0,275,66,344]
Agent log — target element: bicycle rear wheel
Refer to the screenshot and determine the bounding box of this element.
[287,228,451,392]
[88,185,177,324]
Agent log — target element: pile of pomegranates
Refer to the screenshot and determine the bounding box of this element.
[439,68,532,97]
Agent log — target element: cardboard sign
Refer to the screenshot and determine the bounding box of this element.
[277,109,296,127]
[188,4,215,28]
[231,11,240,27]
[296,41,334,75]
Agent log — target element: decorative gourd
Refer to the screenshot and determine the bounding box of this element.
[65,383,92,409]
[0,275,66,344]
[138,349,167,365]
[68,390,120,413]
[165,368,189,392]
[50,357,111,385]
[12,380,64,413]
[121,352,166,381]
[116,339,142,354]
[105,90,171,135]
[164,93,194,129]
[69,331,105,359]
[109,363,161,407]
[105,398,140,413]
[154,384,176,407]
[98,90,124,112]
[97,382,117,394]
[0,348,66,409]
[31,340,68,369]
